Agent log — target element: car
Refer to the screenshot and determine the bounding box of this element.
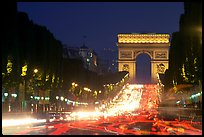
[60,113,72,121]
[46,112,72,122]
[46,112,62,122]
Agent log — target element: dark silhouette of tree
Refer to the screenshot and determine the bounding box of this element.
[2,3,130,112]
[165,2,202,89]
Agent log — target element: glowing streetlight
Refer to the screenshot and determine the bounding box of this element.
[72,82,78,87]
[60,96,64,101]
[56,96,59,100]
[45,97,50,100]
[84,87,88,91]
[36,97,40,100]
[34,69,38,73]
[11,93,17,98]
[4,93,8,97]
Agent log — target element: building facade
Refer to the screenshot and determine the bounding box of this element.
[63,44,98,73]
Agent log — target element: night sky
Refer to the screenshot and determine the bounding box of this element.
[17,2,184,54]
[17,2,184,82]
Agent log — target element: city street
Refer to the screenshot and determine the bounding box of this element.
[3,84,202,135]
[3,2,202,136]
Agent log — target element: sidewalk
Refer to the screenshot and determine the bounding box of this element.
[158,106,202,122]
[2,112,47,120]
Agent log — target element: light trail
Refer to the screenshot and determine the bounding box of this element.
[97,84,143,116]
[2,118,46,127]
[7,84,202,135]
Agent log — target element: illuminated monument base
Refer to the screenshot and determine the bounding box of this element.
[117,33,170,83]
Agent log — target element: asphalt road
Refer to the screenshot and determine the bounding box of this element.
[3,112,202,135]
[3,84,202,135]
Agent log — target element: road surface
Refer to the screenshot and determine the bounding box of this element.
[3,84,202,135]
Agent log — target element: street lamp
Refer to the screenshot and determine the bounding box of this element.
[3,92,9,112]
[55,96,59,111]
[11,93,17,98]
[34,69,38,73]
[60,96,64,101]
[4,92,8,97]
[60,96,65,111]
[33,68,39,113]
[72,82,78,87]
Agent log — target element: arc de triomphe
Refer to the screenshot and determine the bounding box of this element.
[117,33,170,83]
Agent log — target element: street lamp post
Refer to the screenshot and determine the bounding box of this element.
[56,96,59,112]
[23,75,27,112]
[60,96,64,111]
[3,92,8,112]
[33,68,39,113]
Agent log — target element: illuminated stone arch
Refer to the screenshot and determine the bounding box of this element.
[135,50,153,60]
[117,33,170,83]
[122,64,130,71]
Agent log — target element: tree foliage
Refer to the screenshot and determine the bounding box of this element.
[164,2,202,89]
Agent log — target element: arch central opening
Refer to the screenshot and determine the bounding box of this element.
[135,53,151,84]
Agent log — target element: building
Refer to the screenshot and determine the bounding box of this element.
[63,46,81,59]
[63,44,98,73]
[97,48,118,75]
[79,44,98,72]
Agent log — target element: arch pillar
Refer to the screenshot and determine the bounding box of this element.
[151,60,159,83]
[151,60,169,83]
[118,60,136,82]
